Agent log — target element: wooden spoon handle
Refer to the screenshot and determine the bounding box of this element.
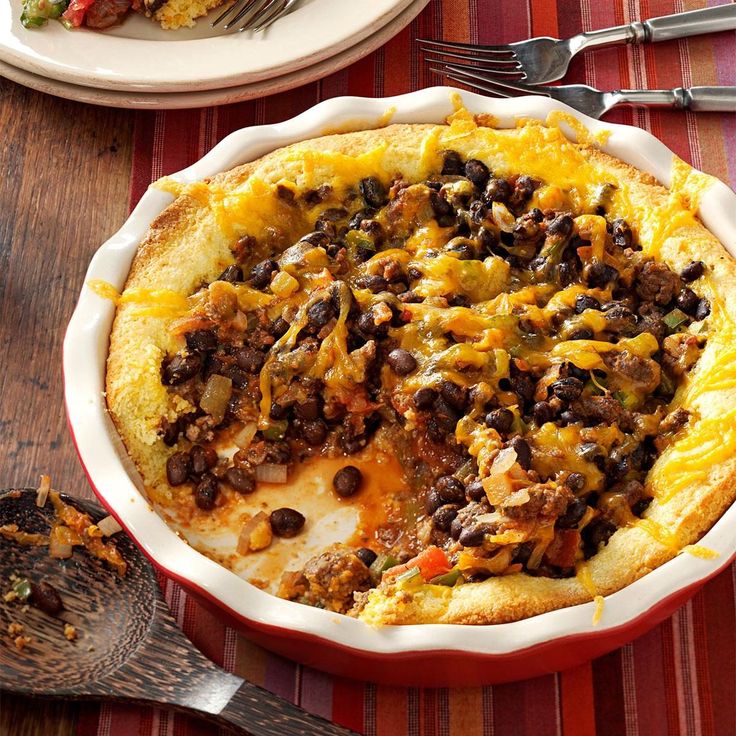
[211,679,359,736]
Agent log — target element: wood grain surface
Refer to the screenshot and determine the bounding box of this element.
[0,77,134,736]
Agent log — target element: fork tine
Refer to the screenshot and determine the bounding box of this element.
[221,0,263,29]
[441,64,544,96]
[424,54,524,74]
[422,48,514,64]
[418,38,516,58]
[443,72,511,98]
[212,0,252,27]
[231,0,270,30]
[247,0,285,30]
[441,70,528,99]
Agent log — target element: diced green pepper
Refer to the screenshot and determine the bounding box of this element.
[13,578,32,601]
[613,390,639,410]
[395,566,422,583]
[369,554,399,581]
[430,568,462,587]
[21,0,68,28]
[261,420,288,441]
[663,308,689,331]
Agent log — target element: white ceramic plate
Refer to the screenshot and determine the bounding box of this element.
[0,0,429,108]
[0,0,416,92]
[64,87,736,658]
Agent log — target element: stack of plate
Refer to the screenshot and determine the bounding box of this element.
[0,0,429,108]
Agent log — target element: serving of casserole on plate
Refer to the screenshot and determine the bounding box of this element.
[65,89,736,684]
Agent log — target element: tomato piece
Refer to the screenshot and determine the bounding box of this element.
[385,546,452,582]
[61,0,96,26]
[543,529,581,569]
[85,0,131,28]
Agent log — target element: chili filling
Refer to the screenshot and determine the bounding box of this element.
[157,150,708,614]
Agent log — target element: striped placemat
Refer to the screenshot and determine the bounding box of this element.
[80,1,736,733]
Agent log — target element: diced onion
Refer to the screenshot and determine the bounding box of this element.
[491,447,517,475]
[200,374,233,424]
[237,511,271,554]
[97,515,123,537]
[491,202,516,232]
[49,538,73,559]
[500,487,531,508]
[255,464,288,484]
[36,475,51,508]
[233,422,258,450]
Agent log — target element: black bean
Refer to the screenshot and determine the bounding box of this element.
[458,526,486,547]
[558,261,579,287]
[294,397,321,421]
[333,466,363,497]
[485,408,514,435]
[355,274,389,293]
[426,417,447,443]
[611,219,633,249]
[430,190,454,221]
[564,472,586,493]
[387,348,417,376]
[631,498,652,517]
[465,481,486,502]
[578,442,603,462]
[413,387,438,410]
[556,498,587,529]
[357,310,388,338]
[223,365,249,390]
[559,410,577,425]
[270,402,291,421]
[464,159,490,188]
[532,401,556,425]
[547,214,573,239]
[162,353,201,386]
[235,346,265,373]
[194,474,219,510]
[302,230,332,247]
[302,419,328,446]
[218,264,243,283]
[226,466,256,494]
[433,504,460,532]
[307,299,335,329]
[355,547,377,568]
[509,437,532,470]
[582,518,616,557]
[439,380,469,412]
[249,259,279,289]
[567,328,594,341]
[484,177,511,203]
[550,377,584,402]
[185,329,218,354]
[435,476,466,505]
[441,150,464,175]
[166,452,192,486]
[575,294,601,314]
[191,445,217,475]
[359,177,387,208]
[681,261,705,282]
[584,261,618,289]
[450,517,464,540]
[676,288,700,316]
[30,581,63,615]
[270,508,305,537]
[695,298,711,321]
[446,239,476,260]
[270,317,290,338]
[425,487,443,514]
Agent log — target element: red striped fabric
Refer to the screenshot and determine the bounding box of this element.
[82,1,736,733]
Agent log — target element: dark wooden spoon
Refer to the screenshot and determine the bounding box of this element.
[0,488,358,736]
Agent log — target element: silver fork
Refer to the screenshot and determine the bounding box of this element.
[212,0,299,32]
[433,67,736,120]
[420,5,736,85]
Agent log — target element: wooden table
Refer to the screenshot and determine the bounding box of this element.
[0,78,134,736]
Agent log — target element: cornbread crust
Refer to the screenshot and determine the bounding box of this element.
[106,119,736,625]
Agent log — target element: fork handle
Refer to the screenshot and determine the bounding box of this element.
[579,5,736,51]
[616,87,736,113]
